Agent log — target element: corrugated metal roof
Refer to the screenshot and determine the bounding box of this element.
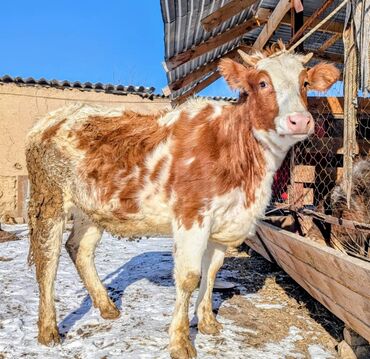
[0,74,163,98]
[161,0,263,99]
[0,74,238,102]
[161,0,346,100]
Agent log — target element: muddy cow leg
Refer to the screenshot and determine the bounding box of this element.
[28,177,64,346]
[195,241,226,335]
[169,221,209,359]
[65,211,120,319]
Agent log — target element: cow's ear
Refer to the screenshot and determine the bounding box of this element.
[218,58,251,92]
[307,63,340,92]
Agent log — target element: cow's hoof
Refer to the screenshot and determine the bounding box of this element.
[100,302,120,320]
[169,336,197,359]
[38,325,61,346]
[198,315,222,335]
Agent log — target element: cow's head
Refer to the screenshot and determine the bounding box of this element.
[218,43,340,153]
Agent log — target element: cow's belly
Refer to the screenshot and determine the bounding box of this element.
[211,211,257,247]
[209,186,272,247]
[92,213,173,238]
[68,184,173,237]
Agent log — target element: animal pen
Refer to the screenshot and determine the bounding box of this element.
[161,0,370,350]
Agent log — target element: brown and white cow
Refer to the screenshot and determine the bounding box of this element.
[26,46,339,358]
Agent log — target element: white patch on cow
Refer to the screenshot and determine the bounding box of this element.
[172,218,210,265]
[158,98,228,126]
[207,173,273,247]
[210,102,224,120]
[184,157,195,166]
[158,110,180,126]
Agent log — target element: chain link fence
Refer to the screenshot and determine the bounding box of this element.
[269,95,370,258]
[272,97,346,209]
[272,95,370,211]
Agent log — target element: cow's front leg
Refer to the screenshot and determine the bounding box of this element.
[195,241,226,335]
[169,220,210,359]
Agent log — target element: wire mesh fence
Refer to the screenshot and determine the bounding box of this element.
[272,95,370,210]
[272,97,344,209]
[270,95,370,259]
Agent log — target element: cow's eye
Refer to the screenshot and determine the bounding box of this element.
[304,81,310,88]
[259,81,267,88]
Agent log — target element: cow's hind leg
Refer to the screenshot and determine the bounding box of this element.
[195,241,226,335]
[65,211,120,319]
[28,173,64,345]
[169,222,209,359]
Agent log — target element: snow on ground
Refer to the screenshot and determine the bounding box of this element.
[0,225,337,359]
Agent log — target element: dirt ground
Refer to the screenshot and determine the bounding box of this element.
[216,246,343,357]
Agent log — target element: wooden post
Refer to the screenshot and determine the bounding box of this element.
[343,20,359,208]
[291,0,304,52]
[17,176,29,223]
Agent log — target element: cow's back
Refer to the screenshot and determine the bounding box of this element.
[26,103,174,236]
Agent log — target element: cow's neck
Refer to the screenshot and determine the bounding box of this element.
[211,106,267,197]
[252,128,292,173]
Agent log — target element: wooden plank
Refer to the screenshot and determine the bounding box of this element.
[165,46,247,94]
[256,222,370,341]
[287,0,336,47]
[253,0,291,50]
[201,0,259,32]
[166,9,268,71]
[288,186,314,206]
[308,97,344,118]
[317,33,342,53]
[305,137,370,155]
[264,239,370,329]
[172,71,221,105]
[307,98,370,117]
[265,242,370,342]
[327,96,344,116]
[291,165,344,184]
[244,234,274,262]
[281,12,344,35]
[293,165,315,183]
[17,176,28,221]
[343,24,358,207]
[300,208,370,232]
[256,222,370,300]
[310,50,343,64]
[291,0,304,52]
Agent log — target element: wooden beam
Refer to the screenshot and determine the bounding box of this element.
[308,97,370,116]
[173,71,221,106]
[311,50,343,63]
[164,45,252,95]
[281,14,344,34]
[201,0,259,32]
[343,23,359,207]
[165,8,268,71]
[256,221,370,342]
[253,0,291,50]
[291,0,304,52]
[287,0,336,47]
[282,15,343,35]
[317,33,342,53]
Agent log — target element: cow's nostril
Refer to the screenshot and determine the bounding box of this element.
[289,117,297,125]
